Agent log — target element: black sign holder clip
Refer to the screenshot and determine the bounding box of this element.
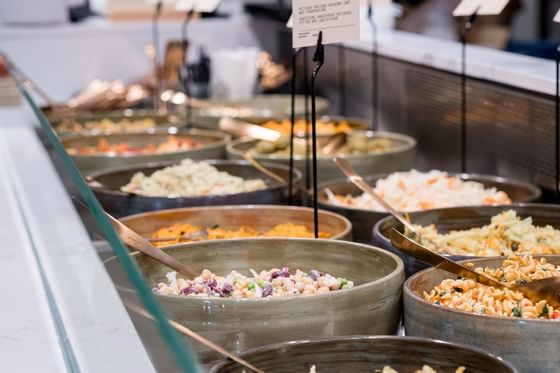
[367,1,379,130]
[310,31,325,239]
[181,8,196,127]
[152,0,164,112]
[460,7,479,173]
[289,47,302,205]
[556,45,560,199]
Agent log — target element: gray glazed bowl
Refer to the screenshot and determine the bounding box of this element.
[209,336,518,373]
[49,109,189,137]
[373,203,560,277]
[104,238,404,364]
[120,204,353,242]
[227,131,416,184]
[318,173,542,243]
[404,256,560,373]
[190,94,329,128]
[249,115,369,137]
[63,128,230,174]
[88,160,303,217]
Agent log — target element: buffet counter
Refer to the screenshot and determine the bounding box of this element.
[345,28,556,96]
[0,105,155,372]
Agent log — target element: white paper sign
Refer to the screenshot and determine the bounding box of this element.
[175,0,220,13]
[292,0,360,48]
[554,9,560,23]
[287,14,293,29]
[453,0,509,17]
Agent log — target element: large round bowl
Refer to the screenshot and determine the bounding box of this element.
[209,335,518,373]
[120,205,353,242]
[404,256,560,373]
[318,173,541,243]
[88,160,302,217]
[227,131,416,184]
[49,109,189,137]
[63,128,230,174]
[373,203,560,277]
[190,94,329,128]
[104,238,404,363]
[251,115,369,137]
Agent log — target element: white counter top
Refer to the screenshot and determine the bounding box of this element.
[347,28,556,96]
[0,105,156,372]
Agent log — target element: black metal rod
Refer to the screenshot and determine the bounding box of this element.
[554,46,560,198]
[152,1,163,112]
[338,46,346,116]
[289,48,300,205]
[460,10,479,173]
[181,10,194,127]
[368,2,378,130]
[311,32,325,239]
[303,48,311,192]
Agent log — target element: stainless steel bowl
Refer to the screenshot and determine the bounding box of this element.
[88,160,302,217]
[190,94,329,128]
[49,109,189,137]
[209,335,519,373]
[405,256,560,373]
[104,238,404,364]
[63,128,230,174]
[373,203,560,277]
[120,205,353,242]
[318,173,542,243]
[227,131,416,184]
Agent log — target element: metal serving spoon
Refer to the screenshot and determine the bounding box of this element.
[333,157,417,233]
[148,229,208,243]
[219,116,282,142]
[124,300,264,373]
[322,132,347,155]
[74,198,197,279]
[390,229,560,308]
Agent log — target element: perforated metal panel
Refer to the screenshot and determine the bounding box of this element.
[314,45,557,191]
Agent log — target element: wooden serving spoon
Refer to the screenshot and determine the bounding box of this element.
[390,229,560,309]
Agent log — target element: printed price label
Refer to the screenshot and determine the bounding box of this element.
[554,9,560,23]
[175,0,220,12]
[292,0,360,48]
[453,0,509,17]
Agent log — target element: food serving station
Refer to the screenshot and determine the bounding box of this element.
[1,0,560,372]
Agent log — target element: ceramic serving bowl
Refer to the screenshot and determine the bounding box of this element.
[190,94,329,128]
[120,204,353,243]
[373,203,560,277]
[318,173,541,243]
[209,335,518,373]
[63,128,230,174]
[104,238,404,363]
[88,160,302,217]
[227,131,416,185]
[250,115,369,137]
[404,255,560,373]
[49,109,189,137]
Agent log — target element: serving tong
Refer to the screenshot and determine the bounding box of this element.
[390,229,560,309]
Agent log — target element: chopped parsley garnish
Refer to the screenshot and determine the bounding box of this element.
[512,306,522,317]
